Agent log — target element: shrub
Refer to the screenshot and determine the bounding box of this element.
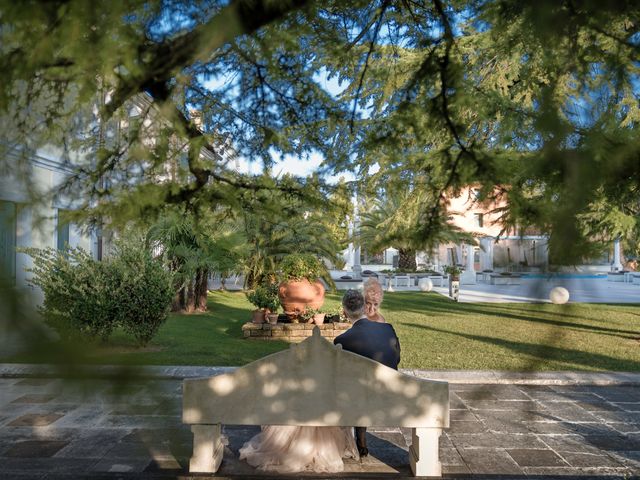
[23,240,173,346]
[111,241,174,346]
[279,253,324,282]
[23,247,120,341]
[245,282,280,312]
[443,265,463,276]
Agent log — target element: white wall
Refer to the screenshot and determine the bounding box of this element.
[1,150,95,291]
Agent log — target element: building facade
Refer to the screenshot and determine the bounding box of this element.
[0,145,100,289]
[343,186,619,276]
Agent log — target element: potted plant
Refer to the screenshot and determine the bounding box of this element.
[310,308,327,325]
[298,308,314,324]
[278,253,327,321]
[324,307,342,323]
[246,282,281,324]
[298,307,326,325]
[443,265,462,281]
[246,287,267,324]
[263,282,281,324]
[443,265,462,299]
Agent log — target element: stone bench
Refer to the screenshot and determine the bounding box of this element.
[393,274,412,287]
[183,328,449,477]
[333,278,364,290]
[607,272,626,282]
[489,273,522,285]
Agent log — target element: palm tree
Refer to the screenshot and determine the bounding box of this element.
[239,187,345,289]
[358,189,473,270]
[147,211,243,312]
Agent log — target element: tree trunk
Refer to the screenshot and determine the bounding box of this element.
[398,248,417,271]
[184,279,196,313]
[172,286,186,312]
[195,268,209,312]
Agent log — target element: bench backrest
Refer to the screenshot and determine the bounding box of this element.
[183,327,449,429]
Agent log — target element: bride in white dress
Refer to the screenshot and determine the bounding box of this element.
[239,425,358,473]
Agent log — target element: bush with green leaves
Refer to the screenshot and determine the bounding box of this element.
[23,240,173,346]
[443,265,463,277]
[23,247,120,341]
[110,241,174,346]
[279,253,325,282]
[245,282,280,312]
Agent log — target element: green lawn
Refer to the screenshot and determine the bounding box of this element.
[8,291,640,371]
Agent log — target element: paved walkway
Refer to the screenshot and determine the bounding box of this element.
[1,366,640,478]
[209,275,640,304]
[431,277,640,304]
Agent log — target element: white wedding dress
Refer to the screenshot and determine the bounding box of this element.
[239,425,359,473]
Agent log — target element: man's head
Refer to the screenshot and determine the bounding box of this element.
[342,289,365,321]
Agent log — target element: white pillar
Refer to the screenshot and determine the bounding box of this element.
[480,237,494,271]
[612,238,623,271]
[409,427,442,477]
[460,243,476,285]
[455,245,462,265]
[353,243,362,279]
[346,215,354,270]
[345,243,354,270]
[189,424,223,473]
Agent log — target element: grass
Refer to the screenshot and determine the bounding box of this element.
[7,291,640,371]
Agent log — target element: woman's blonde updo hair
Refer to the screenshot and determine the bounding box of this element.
[363,277,383,301]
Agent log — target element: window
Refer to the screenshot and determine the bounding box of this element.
[0,201,16,282]
[56,210,70,251]
[473,213,484,228]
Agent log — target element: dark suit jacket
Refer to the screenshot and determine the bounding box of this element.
[333,318,401,370]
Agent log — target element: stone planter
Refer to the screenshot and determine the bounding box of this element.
[242,322,352,342]
[266,313,279,324]
[313,313,325,325]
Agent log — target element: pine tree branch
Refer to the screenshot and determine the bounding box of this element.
[350,0,390,133]
[103,0,312,119]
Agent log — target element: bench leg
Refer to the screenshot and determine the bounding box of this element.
[409,427,442,477]
[190,424,223,473]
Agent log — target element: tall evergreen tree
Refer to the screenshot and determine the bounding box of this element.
[1,0,639,260]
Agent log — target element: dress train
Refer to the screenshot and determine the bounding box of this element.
[239,425,358,473]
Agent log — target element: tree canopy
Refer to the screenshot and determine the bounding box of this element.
[1,0,639,261]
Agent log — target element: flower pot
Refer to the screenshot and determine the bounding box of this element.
[278,279,325,319]
[252,309,265,324]
[313,313,325,325]
[266,313,279,324]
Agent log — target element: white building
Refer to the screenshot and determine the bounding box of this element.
[342,187,622,278]
[0,145,101,289]
[1,94,228,290]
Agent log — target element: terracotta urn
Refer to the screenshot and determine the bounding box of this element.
[278,279,325,319]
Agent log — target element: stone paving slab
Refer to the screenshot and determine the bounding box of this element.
[1,371,640,479]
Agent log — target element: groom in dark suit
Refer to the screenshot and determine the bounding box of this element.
[333,289,401,457]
